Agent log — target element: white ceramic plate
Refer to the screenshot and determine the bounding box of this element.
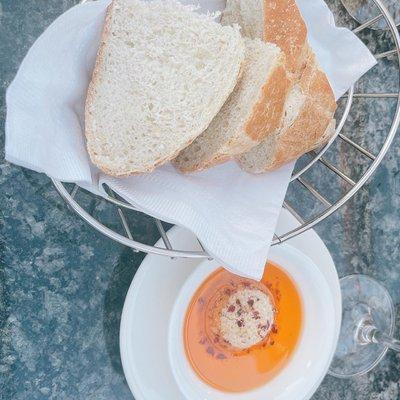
[120,209,341,400]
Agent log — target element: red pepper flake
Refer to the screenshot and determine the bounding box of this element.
[271,324,278,334]
[252,311,260,320]
[236,299,241,306]
[224,288,231,295]
[270,340,275,345]
[214,335,220,343]
[227,305,235,312]
[247,299,254,307]
[216,353,226,360]
[206,346,215,356]
[259,322,269,330]
[237,319,244,327]
[198,297,205,305]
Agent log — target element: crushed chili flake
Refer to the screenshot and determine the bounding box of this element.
[237,319,244,327]
[247,299,254,307]
[236,299,241,306]
[227,305,235,312]
[206,346,215,355]
[258,321,270,330]
[199,337,207,345]
[216,353,227,360]
[252,311,260,320]
[271,324,278,334]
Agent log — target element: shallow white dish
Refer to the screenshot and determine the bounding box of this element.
[169,244,336,400]
[119,209,341,400]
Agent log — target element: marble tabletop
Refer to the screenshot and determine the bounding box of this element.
[1,0,399,399]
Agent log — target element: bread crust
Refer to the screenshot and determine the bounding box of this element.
[266,104,332,170]
[266,56,337,171]
[236,1,337,173]
[176,153,232,173]
[263,0,308,75]
[84,2,115,173]
[245,60,291,142]
[203,55,292,170]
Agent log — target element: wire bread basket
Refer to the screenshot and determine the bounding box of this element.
[52,0,400,259]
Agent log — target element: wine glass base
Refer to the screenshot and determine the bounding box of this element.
[328,274,395,378]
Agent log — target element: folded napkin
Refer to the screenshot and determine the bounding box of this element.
[5,0,376,280]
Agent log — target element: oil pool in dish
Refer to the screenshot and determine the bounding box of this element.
[184,262,303,392]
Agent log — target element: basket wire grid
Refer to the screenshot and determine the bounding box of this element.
[52,0,400,259]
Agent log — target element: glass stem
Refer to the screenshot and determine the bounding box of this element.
[371,330,400,352]
[359,322,400,352]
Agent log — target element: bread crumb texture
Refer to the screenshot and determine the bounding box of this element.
[85,0,244,175]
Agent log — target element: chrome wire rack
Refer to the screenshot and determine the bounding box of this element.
[52,0,400,259]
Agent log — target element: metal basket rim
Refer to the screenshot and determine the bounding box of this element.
[52,0,400,258]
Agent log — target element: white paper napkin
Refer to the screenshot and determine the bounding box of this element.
[5,0,376,280]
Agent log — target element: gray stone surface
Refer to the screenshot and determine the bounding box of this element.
[0,0,399,399]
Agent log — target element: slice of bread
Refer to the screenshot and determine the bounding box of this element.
[238,52,337,172]
[222,0,309,75]
[224,0,337,173]
[85,0,245,176]
[173,38,290,173]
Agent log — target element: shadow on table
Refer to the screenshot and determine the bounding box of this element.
[102,247,145,377]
